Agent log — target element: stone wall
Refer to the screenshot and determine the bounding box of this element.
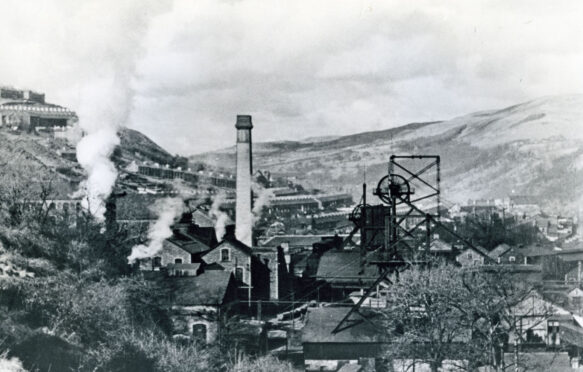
[204,242,252,285]
[171,305,219,344]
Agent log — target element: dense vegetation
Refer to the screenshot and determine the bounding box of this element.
[0,179,297,371]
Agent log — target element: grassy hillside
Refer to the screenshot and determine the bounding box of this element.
[191,95,583,212]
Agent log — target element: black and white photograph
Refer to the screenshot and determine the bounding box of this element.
[0,1,582,371]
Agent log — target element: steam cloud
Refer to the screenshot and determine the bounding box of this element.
[127,197,185,263]
[252,183,274,225]
[209,192,229,241]
[74,1,171,220]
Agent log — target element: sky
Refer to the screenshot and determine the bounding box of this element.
[0,0,582,155]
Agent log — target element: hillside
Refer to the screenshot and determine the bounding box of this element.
[191,95,583,211]
[117,128,175,167]
[0,127,174,199]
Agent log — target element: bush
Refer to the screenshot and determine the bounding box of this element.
[8,333,84,372]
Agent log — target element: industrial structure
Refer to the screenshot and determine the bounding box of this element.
[0,86,77,135]
[235,115,254,246]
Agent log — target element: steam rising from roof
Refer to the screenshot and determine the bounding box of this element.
[127,197,185,263]
[209,192,229,241]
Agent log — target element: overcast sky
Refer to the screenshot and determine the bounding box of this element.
[0,0,582,155]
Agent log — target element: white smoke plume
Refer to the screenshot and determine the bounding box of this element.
[209,192,229,241]
[127,197,185,263]
[252,183,274,225]
[73,1,172,220]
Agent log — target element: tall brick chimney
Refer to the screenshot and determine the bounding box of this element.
[235,115,253,246]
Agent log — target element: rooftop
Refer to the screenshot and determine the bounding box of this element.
[208,237,254,257]
[488,243,512,259]
[167,230,211,255]
[260,235,343,248]
[191,209,215,228]
[315,250,379,285]
[302,307,388,344]
[170,271,233,306]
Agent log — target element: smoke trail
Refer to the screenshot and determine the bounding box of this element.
[209,192,229,241]
[252,183,274,225]
[74,1,171,220]
[127,197,185,263]
[312,196,323,210]
[0,354,26,372]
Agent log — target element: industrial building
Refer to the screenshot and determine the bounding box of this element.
[0,86,77,135]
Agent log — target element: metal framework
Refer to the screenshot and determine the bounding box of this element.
[333,155,476,334]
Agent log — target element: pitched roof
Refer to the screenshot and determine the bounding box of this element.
[488,244,512,259]
[457,244,489,258]
[170,271,233,306]
[207,237,253,257]
[302,307,388,344]
[337,364,362,372]
[429,239,453,252]
[560,321,583,348]
[191,210,215,228]
[166,231,211,255]
[315,250,379,285]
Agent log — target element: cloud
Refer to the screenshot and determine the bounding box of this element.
[0,0,582,156]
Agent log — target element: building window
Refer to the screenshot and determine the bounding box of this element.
[548,321,560,346]
[192,323,207,344]
[175,258,183,264]
[153,256,162,268]
[220,248,230,262]
[235,267,244,282]
[509,256,516,262]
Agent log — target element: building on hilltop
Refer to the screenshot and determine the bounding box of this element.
[0,86,77,136]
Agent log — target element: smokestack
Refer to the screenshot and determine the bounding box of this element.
[235,115,253,246]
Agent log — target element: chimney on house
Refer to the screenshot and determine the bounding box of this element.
[235,115,253,246]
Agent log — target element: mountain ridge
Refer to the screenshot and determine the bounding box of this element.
[190,95,583,212]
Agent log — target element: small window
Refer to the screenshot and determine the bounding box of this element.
[192,323,207,344]
[235,267,244,281]
[509,256,516,262]
[467,252,473,260]
[153,257,162,268]
[175,258,183,264]
[220,248,230,262]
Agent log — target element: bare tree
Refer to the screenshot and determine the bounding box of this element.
[379,261,474,372]
[379,262,555,372]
